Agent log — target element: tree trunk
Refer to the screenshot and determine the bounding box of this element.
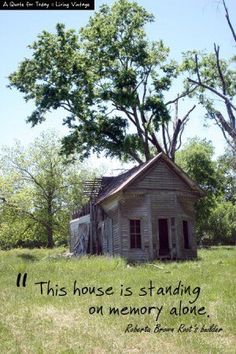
[46,196,54,248]
[46,224,54,248]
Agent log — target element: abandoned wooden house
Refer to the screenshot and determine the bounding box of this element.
[70,152,205,261]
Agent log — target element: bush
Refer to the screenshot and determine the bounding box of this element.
[202,200,236,245]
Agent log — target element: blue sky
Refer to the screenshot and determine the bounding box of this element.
[0,0,235,171]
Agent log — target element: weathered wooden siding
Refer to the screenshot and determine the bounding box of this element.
[176,194,197,259]
[118,190,198,260]
[118,193,152,262]
[98,217,113,255]
[94,157,199,261]
[110,211,120,255]
[104,218,113,255]
[129,160,191,192]
[150,191,176,259]
[100,195,121,256]
[149,191,197,259]
[70,214,90,254]
[99,189,198,261]
[174,218,196,259]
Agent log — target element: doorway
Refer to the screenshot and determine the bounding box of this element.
[158,218,170,256]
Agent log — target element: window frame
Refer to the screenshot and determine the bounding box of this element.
[129,219,142,249]
[182,220,190,249]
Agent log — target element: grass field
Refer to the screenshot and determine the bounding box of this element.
[0,247,235,354]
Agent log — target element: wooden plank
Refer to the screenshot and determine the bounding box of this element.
[128,161,191,192]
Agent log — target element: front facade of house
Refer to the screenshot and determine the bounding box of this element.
[70,153,204,261]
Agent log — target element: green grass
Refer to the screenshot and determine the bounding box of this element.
[0,247,235,354]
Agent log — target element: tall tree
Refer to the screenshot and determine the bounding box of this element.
[181,0,236,149]
[175,138,221,241]
[9,0,193,164]
[217,147,236,204]
[0,132,90,248]
[161,98,196,161]
[176,137,236,244]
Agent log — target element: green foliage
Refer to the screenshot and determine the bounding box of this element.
[9,0,178,163]
[181,51,236,124]
[176,138,219,193]
[176,139,217,240]
[176,138,236,244]
[0,132,92,249]
[216,148,236,204]
[203,200,236,245]
[181,51,236,98]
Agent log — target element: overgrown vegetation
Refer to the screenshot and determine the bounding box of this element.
[0,132,95,249]
[0,247,235,353]
[176,138,236,245]
[0,135,235,248]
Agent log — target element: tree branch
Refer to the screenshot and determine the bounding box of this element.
[162,123,169,154]
[194,54,202,83]
[212,113,235,148]
[215,111,236,139]
[1,198,49,228]
[165,84,198,106]
[213,43,236,129]
[135,95,152,161]
[188,78,236,111]
[182,105,196,124]
[9,160,48,199]
[176,112,193,151]
[214,44,226,95]
[223,0,236,44]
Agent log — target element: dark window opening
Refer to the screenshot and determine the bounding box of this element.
[130,219,141,249]
[158,218,169,255]
[183,220,190,249]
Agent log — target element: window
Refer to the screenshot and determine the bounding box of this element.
[183,220,190,249]
[130,219,141,249]
[158,218,169,255]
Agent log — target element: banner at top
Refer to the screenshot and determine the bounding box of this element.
[0,1,95,10]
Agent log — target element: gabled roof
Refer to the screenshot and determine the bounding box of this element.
[96,152,205,204]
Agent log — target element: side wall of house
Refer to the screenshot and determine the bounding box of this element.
[100,195,121,256]
[70,214,90,255]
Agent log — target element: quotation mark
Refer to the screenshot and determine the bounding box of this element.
[16,273,28,288]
